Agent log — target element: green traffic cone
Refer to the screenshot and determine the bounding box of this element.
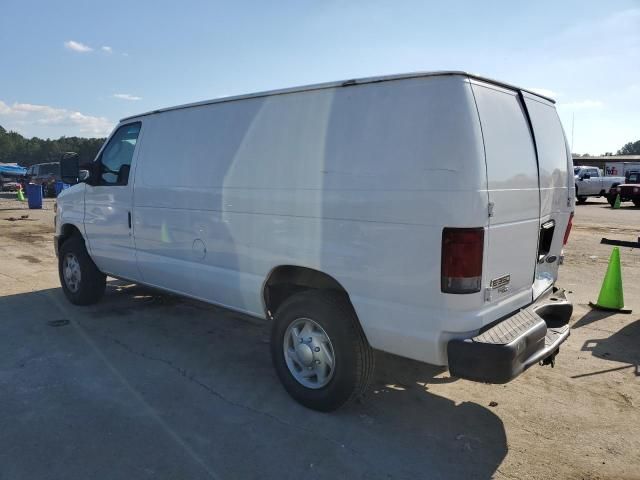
[160,222,172,243]
[613,193,621,209]
[589,247,631,313]
[17,187,25,202]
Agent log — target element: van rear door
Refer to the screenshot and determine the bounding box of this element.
[521,93,573,298]
[470,81,540,307]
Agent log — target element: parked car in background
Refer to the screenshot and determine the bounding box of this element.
[573,166,624,204]
[22,162,61,197]
[609,170,640,207]
[0,176,22,192]
[55,72,575,411]
[0,163,27,192]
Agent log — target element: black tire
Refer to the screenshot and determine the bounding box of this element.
[576,196,587,204]
[634,200,640,207]
[58,234,106,305]
[270,290,374,412]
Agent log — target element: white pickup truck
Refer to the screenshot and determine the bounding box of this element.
[574,166,625,204]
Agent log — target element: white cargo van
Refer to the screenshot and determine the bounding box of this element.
[56,72,575,411]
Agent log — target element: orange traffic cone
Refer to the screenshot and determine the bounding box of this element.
[589,247,632,313]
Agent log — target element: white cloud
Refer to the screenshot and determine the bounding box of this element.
[505,8,640,153]
[101,46,113,54]
[112,93,142,101]
[0,99,112,137]
[64,40,93,53]
[528,88,559,99]
[558,99,604,110]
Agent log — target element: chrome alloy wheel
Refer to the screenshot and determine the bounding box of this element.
[63,253,82,293]
[283,318,335,389]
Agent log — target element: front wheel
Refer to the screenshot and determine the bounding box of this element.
[270,291,374,412]
[576,195,587,204]
[633,199,640,207]
[58,235,106,305]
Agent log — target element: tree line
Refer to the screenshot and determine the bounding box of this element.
[1,122,639,167]
[617,140,640,155]
[0,125,105,167]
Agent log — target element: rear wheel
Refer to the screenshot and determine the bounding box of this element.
[634,199,640,207]
[576,196,587,204]
[58,235,106,305]
[270,290,374,412]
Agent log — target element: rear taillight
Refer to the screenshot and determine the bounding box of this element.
[441,227,484,294]
[563,212,574,246]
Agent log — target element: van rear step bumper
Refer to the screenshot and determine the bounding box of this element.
[447,288,572,383]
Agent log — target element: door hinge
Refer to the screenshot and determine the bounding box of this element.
[488,202,495,217]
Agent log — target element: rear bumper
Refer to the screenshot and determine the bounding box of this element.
[447,287,572,383]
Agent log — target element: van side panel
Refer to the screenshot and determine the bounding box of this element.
[131,75,488,365]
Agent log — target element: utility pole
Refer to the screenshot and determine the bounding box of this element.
[571,112,575,152]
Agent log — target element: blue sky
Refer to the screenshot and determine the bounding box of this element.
[1,0,638,154]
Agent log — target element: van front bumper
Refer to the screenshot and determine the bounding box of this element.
[447,287,572,383]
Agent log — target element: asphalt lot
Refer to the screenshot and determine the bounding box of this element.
[0,192,639,480]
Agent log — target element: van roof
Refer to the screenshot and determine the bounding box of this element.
[120,71,555,122]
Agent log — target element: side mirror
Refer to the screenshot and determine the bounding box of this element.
[79,169,90,182]
[60,152,80,184]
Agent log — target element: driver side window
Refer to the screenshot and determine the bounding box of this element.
[98,122,141,185]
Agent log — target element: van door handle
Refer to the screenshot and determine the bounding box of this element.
[127,211,132,229]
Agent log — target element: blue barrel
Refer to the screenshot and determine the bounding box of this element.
[26,183,43,209]
[54,181,69,196]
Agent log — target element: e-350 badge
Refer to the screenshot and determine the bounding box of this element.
[490,274,511,292]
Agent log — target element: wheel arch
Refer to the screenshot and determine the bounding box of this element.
[57,223,84,252]
[262,265,352,319]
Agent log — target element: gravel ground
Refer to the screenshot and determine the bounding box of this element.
[0,192,638,480]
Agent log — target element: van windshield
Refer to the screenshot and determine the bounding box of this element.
[39,164,59,175]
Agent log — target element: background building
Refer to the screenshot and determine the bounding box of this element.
[572,155,640,176]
